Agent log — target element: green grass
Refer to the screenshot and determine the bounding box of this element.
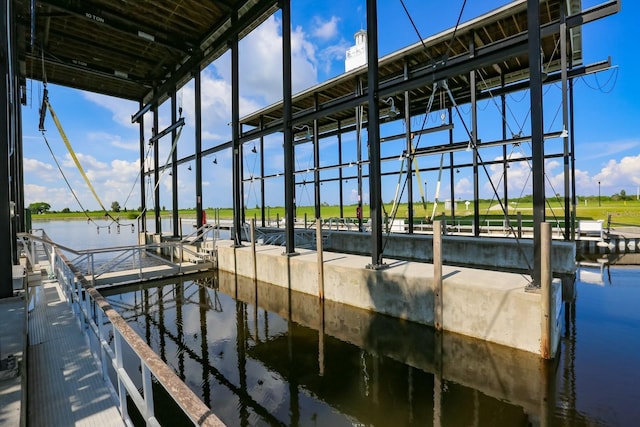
[31,198,640,226]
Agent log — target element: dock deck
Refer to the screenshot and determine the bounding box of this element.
[27,277,125,426]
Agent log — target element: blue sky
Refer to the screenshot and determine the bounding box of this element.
[21,0,639,212]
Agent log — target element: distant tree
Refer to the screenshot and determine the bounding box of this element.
[620,189,627,200]
[111,201,121,212]
[61,207,71,213]
[28,202,51,214]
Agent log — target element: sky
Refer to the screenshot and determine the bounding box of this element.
[21,0,640,212]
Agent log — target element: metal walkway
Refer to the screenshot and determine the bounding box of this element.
[27,276,125,426]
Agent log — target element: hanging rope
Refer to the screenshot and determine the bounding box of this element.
[45,98,113,216]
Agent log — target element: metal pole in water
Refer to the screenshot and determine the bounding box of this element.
[316,218,324,300]
[251,218,257,281]
[540,222,552,359]
[433,220,443,331]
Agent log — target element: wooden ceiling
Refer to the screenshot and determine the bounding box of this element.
[14,0,278,102]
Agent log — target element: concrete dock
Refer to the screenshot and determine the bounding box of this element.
[215,239,563,356]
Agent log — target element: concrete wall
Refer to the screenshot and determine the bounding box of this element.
[325,231,576,275]
[215,241,562,357]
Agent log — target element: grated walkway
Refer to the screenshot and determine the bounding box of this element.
[27,279,125,427]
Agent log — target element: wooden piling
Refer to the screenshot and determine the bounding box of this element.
[540,222,552,359]
[433,220,443,331]
[250,218,257,281]
[316,218,324,300]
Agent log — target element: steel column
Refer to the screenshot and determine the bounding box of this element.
[171,91,179,237]
[561,5,571,240]
[282,0,296,255]
[366,0,384,268]
[0,0,14,297]
[259,117,265,227]
[138,101,146,232]
[501,73,509,218]
[153,98,161,234]
[313,93,321,219]
[404,60,414,234]
[528,0,546,286]
[471,68,480,237]
[356,78,364,232]
[570,78,577,239]
[448,107,455,223]
[231,20,242,245]
[337,120,344,219]
[195,71,203,230]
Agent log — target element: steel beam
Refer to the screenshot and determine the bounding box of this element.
[171,92,179,238]
[131,0,277,122]
[313,93,321,219]
[138,101,146,231]
[282,0,296,255]
[153,99,161,234]
[0,0,14,297]
[231,13,242,246]
[366,0,384,269]
[529,0,545,286]
[195,71,204,230]
[38,0,194,53]
[149,117,185,143]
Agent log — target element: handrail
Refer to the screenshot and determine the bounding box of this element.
[39,236,225,426]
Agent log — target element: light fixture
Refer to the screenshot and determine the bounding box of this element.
[294,125,312,139]
[466,141,472,152]
[251,145,257,153]
[560,126,569,138]
[187,165,192,171]
[213,157,217,164]
[383,97,400,118]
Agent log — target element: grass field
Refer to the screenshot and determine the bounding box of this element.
[32,197,640,226]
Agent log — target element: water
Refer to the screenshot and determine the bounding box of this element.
[35,219,640,426]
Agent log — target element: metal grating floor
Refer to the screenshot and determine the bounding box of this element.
[27,280,125,427]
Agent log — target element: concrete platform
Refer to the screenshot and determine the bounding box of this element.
[215,240,562,356]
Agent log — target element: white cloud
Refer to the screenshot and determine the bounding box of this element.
[216,16,318,105]
[312,16,341,40]
[593,153,640,191]
[82,92,139,129]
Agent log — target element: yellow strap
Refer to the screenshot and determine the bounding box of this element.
[46,100,110,214]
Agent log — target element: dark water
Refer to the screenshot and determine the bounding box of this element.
[36,220,640,426]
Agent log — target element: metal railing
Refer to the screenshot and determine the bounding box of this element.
[21,232,224,426]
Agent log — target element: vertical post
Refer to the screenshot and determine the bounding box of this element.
[316,218,324,300]
[282,0,296,255]
[470,40,480,237]
[433,219,443,331]
[138,101,146,232]
[570,79,577,239]
[528,0,546,286]
[448,107,456,224]
[141,364,155,422]
[171,91,179,237]
[314,93,321,219]
[355,79,364,233]
[152,98,161,235]
[231,12,242,246]
[366,0,384,268]
[501,72,509,219]
[0,0,14,297]
[260,117,266,227]
[540,222,552,359]
[195,71,204,231]
[337,120,344,218]
[404,60,414,234]
[251,218,257,281]
[561,4,570,240]
[517,211,523,239]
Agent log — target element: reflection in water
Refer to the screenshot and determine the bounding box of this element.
[103,267,640,427]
